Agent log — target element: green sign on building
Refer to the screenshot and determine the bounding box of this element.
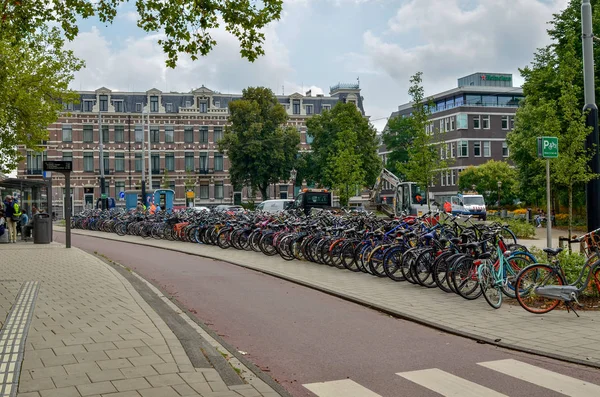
[482,74,511,82]
[537,136,558,158]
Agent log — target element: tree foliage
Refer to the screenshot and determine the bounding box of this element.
[0,26,83,173]
[0,0,283,68]
[458,160,519,206]
[306,102,381,190]
[327,129,366,206]
[400,72,448,209]
[381,115,415,179]
[219,87,300,200]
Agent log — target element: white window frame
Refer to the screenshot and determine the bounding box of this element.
[439,119,444,133]
[305,104,313,115]
[473,141,481,157]
[446,171,450,186]
[509,116,515,129]
[502,141,509,157]
[441,173,445,186]
[135,103,142,112]
[501,115,509,130]
[458,140,468,157]
[450,117,455,131]
[483,141,491,157]
[445,117,450,132]
[473,115,481,129]
[166,103,173,112]
[322,104,331,112]
[451,142,456,158]
[482,115,490,129]
[451,170,456,186]
[185,100,191,108]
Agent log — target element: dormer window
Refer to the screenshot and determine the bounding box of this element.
[199,102,207,113]
[150,96,159,112]
[113,100,123,112]
[136,103,142,112]
[305,104,313,115]
[99,95,108,111]
[185,100,191,108]
[84,100,94,112]
[166,103,173,112]
[293,100,300,115]
[214,101,220,108]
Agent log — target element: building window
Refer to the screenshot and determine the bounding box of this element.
[458,140,468,157]
[456,113,468,129]
[83,125,93,143]
[451,170,456,186]
[165,126,174,143]
[446,171,450,186]
[62,101,74,111]
[115,182,125,198]
[213,127,223,143]
[450,117,455,131]
[150,96,159,112]
[184,126,194,143]
[62,151,73,163]
[199,102,207,113]
[99,95,108,112]
[151,154,160,174]
[184,152,194,172]
[135,125,143,143]
[115,152,125,172]
[214,153,223,171]
[441,172,445,187]
[214,101,220,108]
[482,115,490,129]
[502,141,509,157]
[322,104,331,112]
[279,185,288,199]
[509,116,515,129]
[483,141,491,157]
[165,152,175,172]
[135,153,142,172]
[84,100,94,112]
[26,151,45,174]
[473,115,480,129]
[150,126,160,143]
[439,119,445,133]
[293,100,300,115]
[62,124,72,142]
[114,125,124,143]
[451,142,456,158]
[305,105,313,115]
[102,152,109,174]
[102,125,109,143]
[215,181,224,199]
[113,100,123,112]
[83,152,94,172]
[199,126,208,143]
[473,141,481,157]
[199,184,209,199]
[185,100,191,108]
[306,132,314,145]
[501,116,509,130]
[445,117,450,131]
[136,103,142,112]
[199,152,208,172]
[166,103,173,112]
[440,147,444,160]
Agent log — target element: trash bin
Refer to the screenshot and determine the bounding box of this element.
[33,213,51,244]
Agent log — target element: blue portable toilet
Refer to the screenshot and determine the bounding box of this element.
[95,197,116,209]
[125,189,155,210]
[153,189,175,211]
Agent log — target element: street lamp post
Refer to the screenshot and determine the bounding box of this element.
[497,180,502,209]
[290,168,297,199]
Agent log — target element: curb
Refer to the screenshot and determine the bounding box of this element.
[54,227,600,371]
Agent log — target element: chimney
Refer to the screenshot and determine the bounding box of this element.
[305,89,311,97]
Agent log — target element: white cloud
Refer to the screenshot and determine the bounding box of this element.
[358,0,569,130]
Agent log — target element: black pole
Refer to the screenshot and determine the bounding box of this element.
[141,181,146,207]
[128,114,132,189]
[585,105,600,231]
[65,172,71,248]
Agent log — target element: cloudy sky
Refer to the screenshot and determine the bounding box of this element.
[67,0,570,131]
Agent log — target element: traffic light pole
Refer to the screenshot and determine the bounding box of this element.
[582,0,600,232]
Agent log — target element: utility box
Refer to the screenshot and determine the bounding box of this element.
[33,213,51,244]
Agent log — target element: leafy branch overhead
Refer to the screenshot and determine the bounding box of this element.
[0,0,284,68]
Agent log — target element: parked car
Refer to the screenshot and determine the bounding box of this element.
[192,206,210,212]
[256,199,294,213]
[214,205,244,212]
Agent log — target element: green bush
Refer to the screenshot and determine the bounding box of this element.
[503,219,536,239]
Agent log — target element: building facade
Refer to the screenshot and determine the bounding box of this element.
[17,84,364,215]
[380,72,523,203]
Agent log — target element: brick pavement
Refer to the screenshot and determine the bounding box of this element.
[57,227,600,370]
[0,243,280,397]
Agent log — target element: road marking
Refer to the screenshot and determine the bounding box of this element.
[303,379,382,397]
[397,368,508,397]
[479,359,600,397]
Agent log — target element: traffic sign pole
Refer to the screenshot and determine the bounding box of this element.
[546,159,552,248]
[537,137,557,248]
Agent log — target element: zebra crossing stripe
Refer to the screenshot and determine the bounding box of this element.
[303,379,383,397]
[478,359,600,397]
[396,368,508,397]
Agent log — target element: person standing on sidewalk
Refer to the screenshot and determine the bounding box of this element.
[3,195,18,243]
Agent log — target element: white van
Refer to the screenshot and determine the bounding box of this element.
[256,199,294,213]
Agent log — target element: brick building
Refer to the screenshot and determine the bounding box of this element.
[17,84,364,215]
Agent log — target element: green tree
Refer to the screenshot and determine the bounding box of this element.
[381,115,416,179]
[327,129,366,206]
[0,27,83,173]
[161,169,171,189]
[218,87,300,200]
[184,169,196,191]
[307,102,381,189]
[0,0,283,67]
[458,160,519,206]
[400,72,448,209]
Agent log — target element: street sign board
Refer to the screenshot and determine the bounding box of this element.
[101,193,108,199]
[537,137,558,158]
[43,161,72,172]
[119,191,125,200]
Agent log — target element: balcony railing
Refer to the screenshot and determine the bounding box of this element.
[197,168,213,174]
[95,168,112,175]
[26,169,43,175]
[151,168,162,175]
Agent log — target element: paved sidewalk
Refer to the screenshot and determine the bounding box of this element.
[0,242,280,397]
[56,227,600,370]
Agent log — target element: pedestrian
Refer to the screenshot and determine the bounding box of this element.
[20,210,29,241]
[22,207,37,242]
[0,208,6,243]
[443,201,452,213]
[535,209,545,228]
[149,202,156,215]
[136,201,144,212]
[3,195,19,243]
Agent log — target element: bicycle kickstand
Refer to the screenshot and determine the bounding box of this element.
[564,301,581,318]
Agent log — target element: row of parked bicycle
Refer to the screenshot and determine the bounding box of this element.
[71,207,600,315]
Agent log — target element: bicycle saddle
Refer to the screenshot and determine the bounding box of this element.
[543,247,563,256]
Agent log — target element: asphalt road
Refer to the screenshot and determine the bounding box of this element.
[54,231,600,397]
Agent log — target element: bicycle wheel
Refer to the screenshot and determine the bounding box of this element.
[479,261,502,309]
[501,254,534,298]
[382,246,406,281]
[413,248,436,287]
[515,264,564,314]
[452,257,482,300]
[341,241,360,272]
